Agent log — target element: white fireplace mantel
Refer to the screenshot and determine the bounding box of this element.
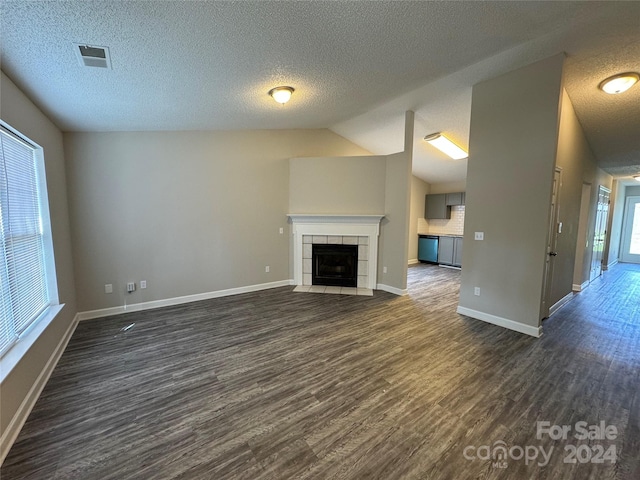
[287,214,384,289]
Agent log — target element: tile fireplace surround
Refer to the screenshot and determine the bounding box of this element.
[287,214,384,290]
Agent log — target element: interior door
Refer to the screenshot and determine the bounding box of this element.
[542,168,561,318]
[621,196,640,264]
[590,186,611,280]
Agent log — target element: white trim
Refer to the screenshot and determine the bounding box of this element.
[408,258,419,265]
[456,306,542,338]
[288,214,384,290]
[287,214,385,224]
[549,292,574,316]
[573,280,590,292]
[607,259,618,270]
[1,304,65,383]
[1,313,79,466]
[439,264,461,270]
[78,280,292,321]
[377,283,407,296]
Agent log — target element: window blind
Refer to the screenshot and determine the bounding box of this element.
[0,125,50,356]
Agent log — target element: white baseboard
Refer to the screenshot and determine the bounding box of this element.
[376,283,408,296]
[78,280,293,321]
[1,314,79,465]
[456,306,542,338]
[607,259,619,270]
[573,280,590,292]
[408,258,419,265]
[549,292,574,316]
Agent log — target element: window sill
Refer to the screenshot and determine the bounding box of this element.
[0,304,65,383]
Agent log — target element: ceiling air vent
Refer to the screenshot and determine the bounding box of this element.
[74,43,111,69]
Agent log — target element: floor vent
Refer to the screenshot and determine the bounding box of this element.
[74,44,111,69]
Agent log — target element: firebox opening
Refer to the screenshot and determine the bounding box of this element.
[312,244,358,287]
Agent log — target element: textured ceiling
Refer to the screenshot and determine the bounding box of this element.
[1,1,639,184]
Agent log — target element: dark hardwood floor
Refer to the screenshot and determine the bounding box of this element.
[2,263,639,479]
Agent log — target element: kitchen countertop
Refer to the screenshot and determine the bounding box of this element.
[419,234,463,238]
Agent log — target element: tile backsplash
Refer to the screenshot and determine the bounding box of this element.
[418,205,465,236]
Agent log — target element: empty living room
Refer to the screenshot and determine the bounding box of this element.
[1,2,639,479]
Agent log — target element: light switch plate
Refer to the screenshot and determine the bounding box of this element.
[474,232,484,240]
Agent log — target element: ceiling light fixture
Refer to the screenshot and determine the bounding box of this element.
[633,175,640,182]
[268,86,295,105]
[423,133,468,160]
[598,72,639,94]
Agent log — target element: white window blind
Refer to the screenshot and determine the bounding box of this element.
[0,125,51,356]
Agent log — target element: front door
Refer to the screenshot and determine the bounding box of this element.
[621,196,640,264]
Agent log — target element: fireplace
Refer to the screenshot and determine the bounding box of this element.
[312,244,357,287]
[287,214,384,290]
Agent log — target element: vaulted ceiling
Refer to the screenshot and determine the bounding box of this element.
[1,1,639,184]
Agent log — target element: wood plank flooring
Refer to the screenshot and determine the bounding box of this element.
[2,263,639,479]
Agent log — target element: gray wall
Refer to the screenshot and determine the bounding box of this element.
[0,73,77,438]
[378,111,414,290]
[64,130,370,312]
[289,155,386,214]
[408,175,430,263]
[552,90,614,303]
[459,55,564,330]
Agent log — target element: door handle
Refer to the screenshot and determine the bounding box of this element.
[549,252,558,256]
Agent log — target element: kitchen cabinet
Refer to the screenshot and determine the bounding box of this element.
[453,237,463,266]
[424,194,451,219]
[437,236,463,267]
[445,192,463,206]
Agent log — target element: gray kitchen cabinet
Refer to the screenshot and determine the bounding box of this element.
[445,192,463,206]
[453,237,463,266]
[438,236,463,267]
[425,194,451,219]
[438,236,455,264]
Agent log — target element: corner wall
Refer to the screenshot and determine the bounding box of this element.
[378,111,414,292]
[458,55,565,335]
[64,130,370,313]
[0,72,78,459]
[408,176,430,263]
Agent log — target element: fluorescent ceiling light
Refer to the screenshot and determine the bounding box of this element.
[423,133,468,160]
[268,86,294,104]
[599,73,639,94]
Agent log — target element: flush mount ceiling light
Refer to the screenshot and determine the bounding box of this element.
[633,175,640,182]
[268,86,295,104]
[423,133,468,160]
[598,72,639,94]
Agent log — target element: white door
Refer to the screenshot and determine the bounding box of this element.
[590,186,610,281]
[621,196,640,264]
[542,168,561,317]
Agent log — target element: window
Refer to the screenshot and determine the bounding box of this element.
[1,122,58,357]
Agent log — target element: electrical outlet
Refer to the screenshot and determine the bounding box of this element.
[127,282,136,293]
[105,284,113,294]
[474,232,484,241]
[265,266,270,273]
[279,227,284,234]
[383,266,388,274]
[140,280,147,289]
[474,287,481,296]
